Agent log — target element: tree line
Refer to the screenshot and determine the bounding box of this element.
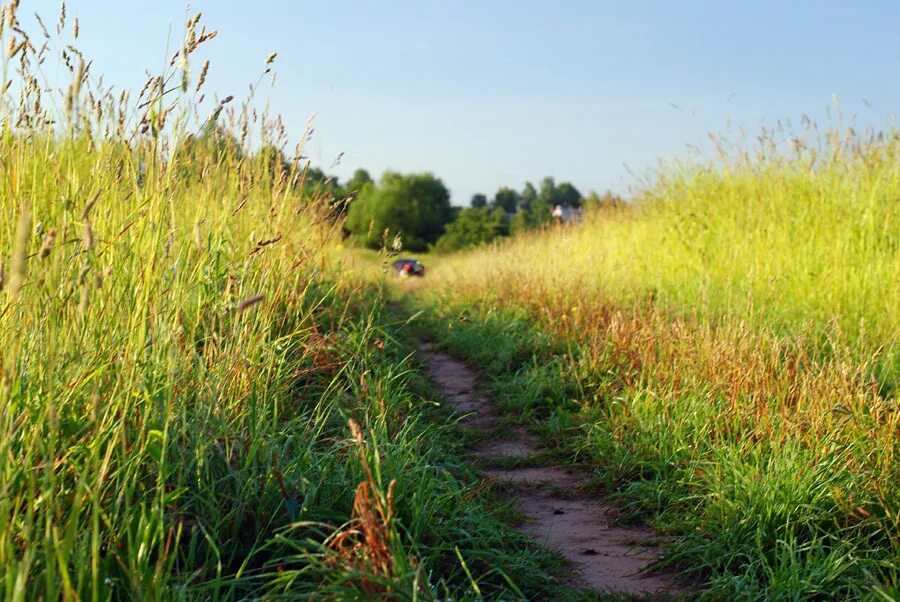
[188,127,624,253]
[344,171,623,253]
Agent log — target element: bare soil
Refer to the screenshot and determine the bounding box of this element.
[420,342,681,597]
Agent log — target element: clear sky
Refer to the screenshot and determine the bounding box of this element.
[23,0,900,204]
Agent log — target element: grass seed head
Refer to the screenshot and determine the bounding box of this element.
[82,221,94,250]
[38,227,56,259]
[78,282,90,315]
[236,294,265,312]
[349,418,364,445]
[195,59,209,92]
[7,206,32,300]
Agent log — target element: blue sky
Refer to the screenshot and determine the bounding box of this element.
[25,0,900,204]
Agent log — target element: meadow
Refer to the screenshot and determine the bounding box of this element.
[4,2,900,599]
[411,126,900,599]
[0,6,578,599]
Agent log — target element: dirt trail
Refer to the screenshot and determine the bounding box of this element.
[420,342,679,597]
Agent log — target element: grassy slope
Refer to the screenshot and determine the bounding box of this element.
[407,135,900,600]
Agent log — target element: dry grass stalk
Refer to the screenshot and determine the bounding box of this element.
[237,294,265,312]
[327,419,399,596]
[7,205,31,300]
[38,227,56,259]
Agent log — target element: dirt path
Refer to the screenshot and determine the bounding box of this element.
[420,342,680,597]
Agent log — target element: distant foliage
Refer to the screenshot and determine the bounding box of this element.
[470,193,488,208]
[345,171,453,251]
[343,168,373,198]
[273,160,610,254]
[492,187,520,213]
[434,206,507,252]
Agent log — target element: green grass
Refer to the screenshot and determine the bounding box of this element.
[0,7,580,599]
[6,3,899,599]
[402,127,900,600]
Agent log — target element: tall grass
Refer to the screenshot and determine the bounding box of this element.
[416,125,900,598]
[0,5,559,599]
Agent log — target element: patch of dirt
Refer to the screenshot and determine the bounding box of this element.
[420,342,681,597]
[478,438,535,459]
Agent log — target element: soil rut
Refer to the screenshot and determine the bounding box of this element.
[420,342,679,597]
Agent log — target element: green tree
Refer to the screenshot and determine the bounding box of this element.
[492,187,520,213]
[434,206,506,253]
[344,168,373,196]
[345,171,453,251]
[556,182,582,208]
[519,182,537,213]
[521,178,552,228]
[470,193,488,209]
[538,176,557,206]
[330,168,373,217]
[515,177,580,229]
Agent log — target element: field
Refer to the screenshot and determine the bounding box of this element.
[0,8,577,600]
[4,3,900,600]
[409,129,900,599]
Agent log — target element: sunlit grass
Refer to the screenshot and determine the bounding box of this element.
[0,5,561,599]
[416,125,900,598]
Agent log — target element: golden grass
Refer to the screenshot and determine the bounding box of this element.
[417,130,900,596]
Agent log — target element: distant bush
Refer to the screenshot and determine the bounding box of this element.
[345,171,453,251]
[434,206,508,253]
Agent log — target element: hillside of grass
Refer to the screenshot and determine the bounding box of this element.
[410,131,899,599]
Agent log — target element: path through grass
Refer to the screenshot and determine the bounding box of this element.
[0,6,572,598]
[396,127,900,600]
